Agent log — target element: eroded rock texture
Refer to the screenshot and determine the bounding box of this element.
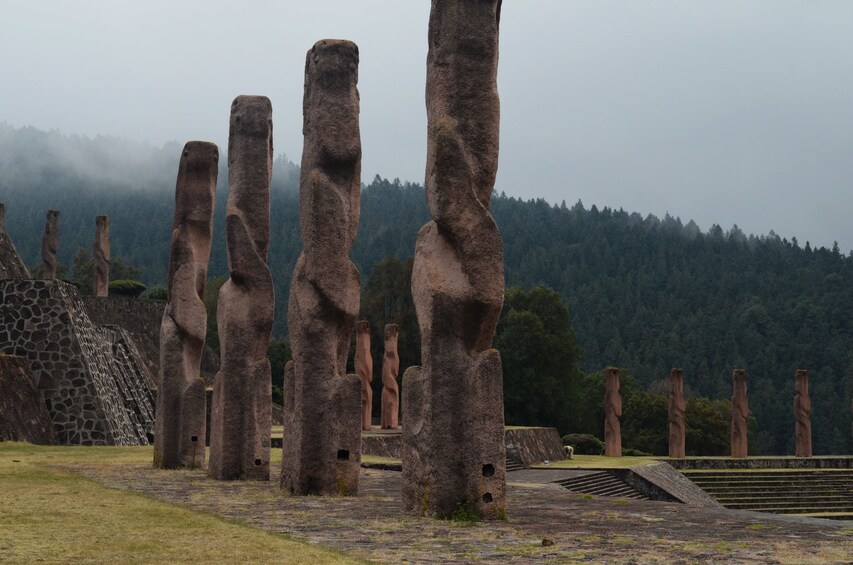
[794,369,812,458]
[209,96,275,481]
[93,215,110,297]
[355,321,373,431]
[281,40,362,496]
[0,203,31,280]
[731,369,749,458]
[381,324,400,430]
[0,355,56,444]
[668,368,686,458]
[41,210,60,279]
[403,0,506,519]
[153,141,218,469]
[604,368,623,457]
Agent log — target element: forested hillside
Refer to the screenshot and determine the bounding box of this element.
[1,124,851,455]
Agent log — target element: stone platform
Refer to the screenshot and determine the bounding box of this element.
[63,454,853,564]
[668,456,853,470]
[360,426,566,467]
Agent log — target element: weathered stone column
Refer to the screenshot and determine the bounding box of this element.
[794,369,812,458]
[403,0,506,520]
[0,204,31,280]
[381,324,400,429]
[92,215,110,297]
[281,40,362,496]
[668,368,686,458]
[208,96,275,481]
[153,141,218,470]
[355,321,373,431]
[731,369,749,458]
[41,210,60,279]
[604,367,622,457]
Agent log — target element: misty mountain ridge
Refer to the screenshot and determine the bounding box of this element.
[0,122,850,454]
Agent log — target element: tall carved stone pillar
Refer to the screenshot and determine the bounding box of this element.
[403,0,506,520]
[381,324,400,430]
[668,368,686,458]
[604,368,622,457]
[41,210,60,279]
[730,369,749,458]
[355,321,373,431]
[794,369,812,458]
[93,215,110,297]
[153,141,218,470]
[0,203,31,280]
[208,96,275,481]
[281,40,362,496]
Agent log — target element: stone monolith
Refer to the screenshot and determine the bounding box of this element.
[604,367,622,457]
[731,369,749,458]
[355,321,373,431]
[41,210,60,279]
[403,0,506,520]
[794,369,812,458]
[208,96,275,481]
[280,40,362,496]
[153,141,218,470]
[668,368,686,458]
[93,215,110,297]
[0,203,31,280]
[380,324,400,430]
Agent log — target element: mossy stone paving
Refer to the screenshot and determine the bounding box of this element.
[65,461,852,564]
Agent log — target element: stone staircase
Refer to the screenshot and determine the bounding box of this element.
[682,469,853,518]
[553,471,649,500]
[506,455,525,472]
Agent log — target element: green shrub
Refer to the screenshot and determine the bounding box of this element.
[143,285,167,300]
[562,433,604,455]
[623,448,653,456]
[109,279,147,298]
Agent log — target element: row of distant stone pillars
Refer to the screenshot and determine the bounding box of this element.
[8,205,111,298]
[603,367,817,458]
[355,321,401,431]
[154,1,506,520]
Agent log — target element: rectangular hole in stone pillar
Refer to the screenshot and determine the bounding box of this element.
[482,492,493,503]
[255,458,262,466]
[337,449,350,461]
[191,436,198,443]
[482,463,495,477]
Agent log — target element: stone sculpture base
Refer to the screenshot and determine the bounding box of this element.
[280,361,361,495]
[402,352,507,520]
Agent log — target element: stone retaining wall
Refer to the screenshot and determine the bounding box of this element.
[667,457,853,470]
[0,280,154,445]
[362,427,567,467]
[83,295,220,384]
[617,463,722,507]
[0,354,55,444]
[504,427,566,466]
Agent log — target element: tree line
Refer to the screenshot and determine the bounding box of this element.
[1,125,850,454]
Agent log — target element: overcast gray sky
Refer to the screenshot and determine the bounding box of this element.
[1,1,851,251]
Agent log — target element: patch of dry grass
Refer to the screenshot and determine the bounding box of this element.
[530,454,660,469]
[0,442,363,564]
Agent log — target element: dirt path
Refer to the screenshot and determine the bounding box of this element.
[67,463,852,564]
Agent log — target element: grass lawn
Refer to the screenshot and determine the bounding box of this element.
[530,454,661,469]
[0,442,363,564]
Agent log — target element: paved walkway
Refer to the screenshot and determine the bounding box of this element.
[66,463,852,564]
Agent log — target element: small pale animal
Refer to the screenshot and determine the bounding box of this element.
[564,445,574,459]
